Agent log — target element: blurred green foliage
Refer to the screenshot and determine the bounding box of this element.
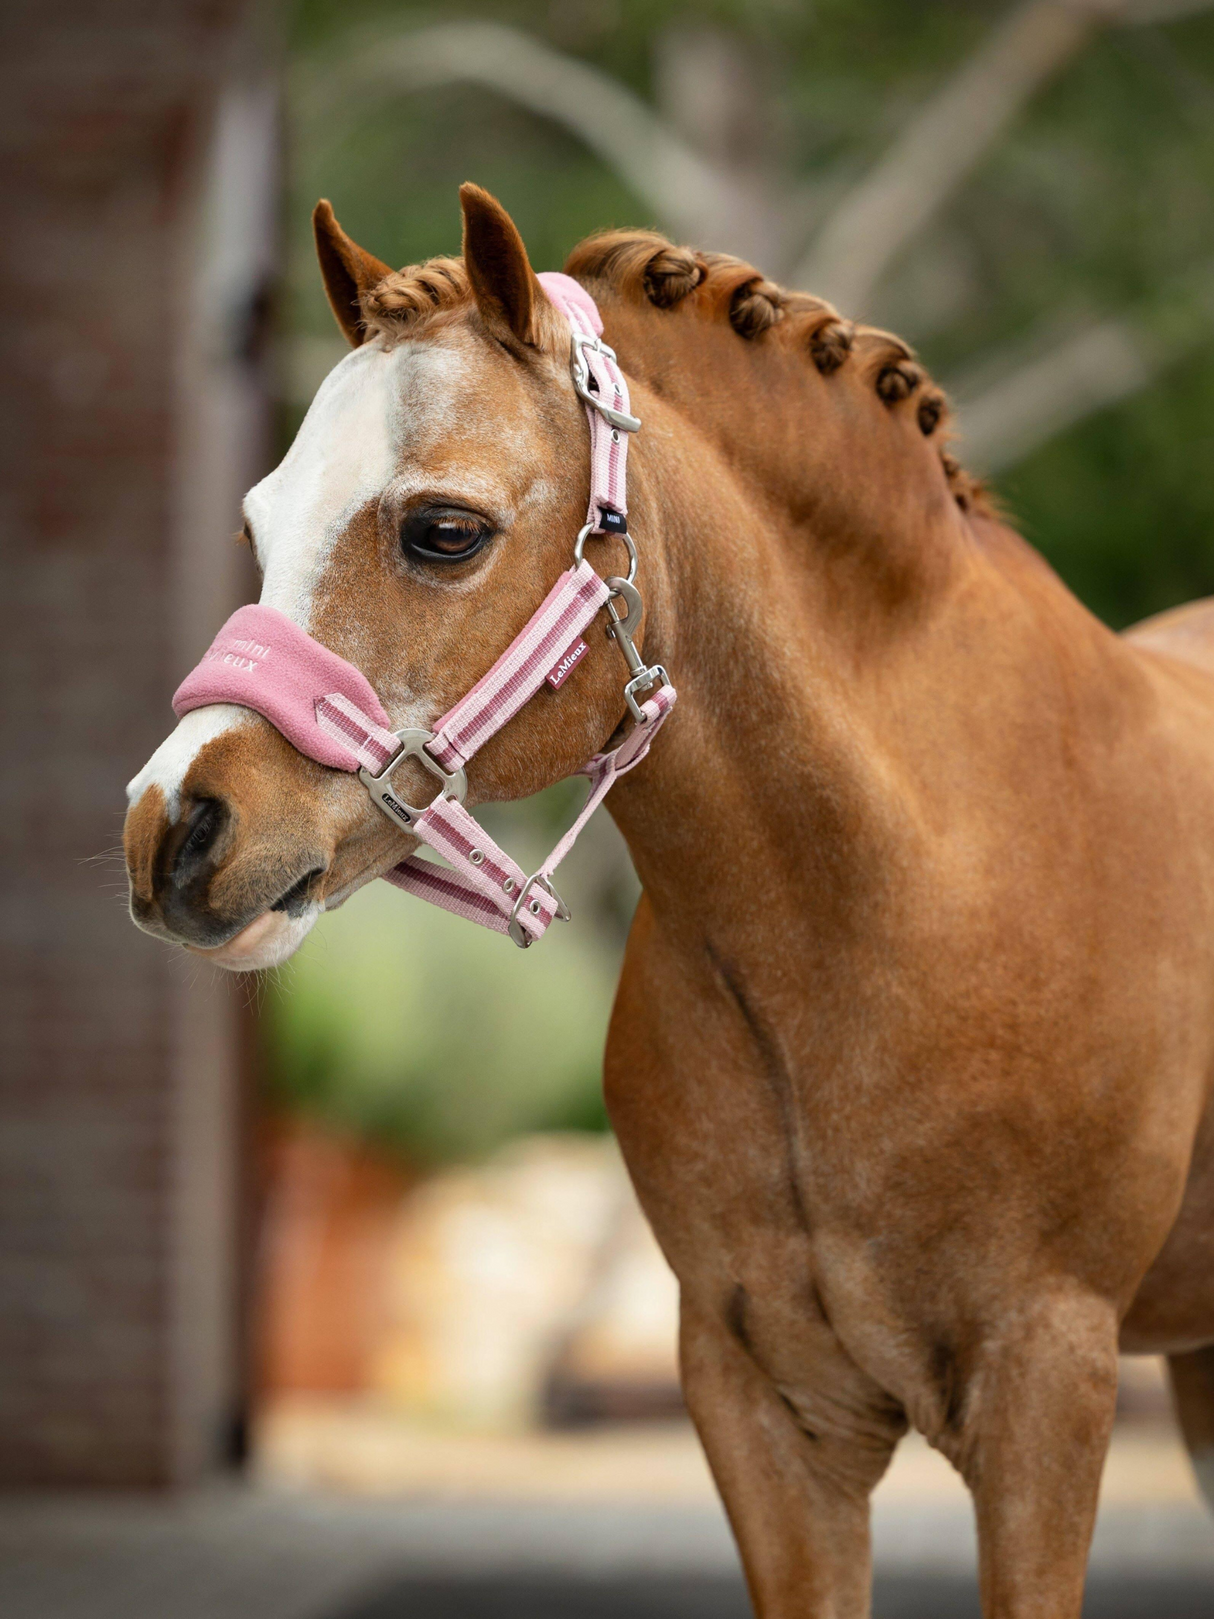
[1006,346,1214,627]
[263,780,635,1161]
[268,0,1214,1159]
[264,871,610,1165]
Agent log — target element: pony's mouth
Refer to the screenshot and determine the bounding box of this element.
[181,860,328,970]
[187,902,321,972]
[181,844,399,973]
[270,868,320,914]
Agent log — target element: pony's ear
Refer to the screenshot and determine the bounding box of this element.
[459,183,544,347]
[312,200,392,348]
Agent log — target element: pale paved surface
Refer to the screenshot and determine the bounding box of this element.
[1,1415,1211,1619]
[255,1395,1208,1514]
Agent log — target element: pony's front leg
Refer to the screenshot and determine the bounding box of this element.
[680,1299,905,1619]
[1167,1343,1214,1512]
[951,1287,1120,1619]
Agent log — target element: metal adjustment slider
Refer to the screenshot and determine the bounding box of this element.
[507,872,571,950]
[359,728,467,835]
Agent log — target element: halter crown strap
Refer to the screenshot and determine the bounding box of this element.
[172,275,674,947]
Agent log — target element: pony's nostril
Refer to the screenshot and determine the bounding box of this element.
[172,797,227,885]
[271,866,324,916]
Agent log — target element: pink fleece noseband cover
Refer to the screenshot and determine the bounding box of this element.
[173,603,397,772]
[171,273,674,947]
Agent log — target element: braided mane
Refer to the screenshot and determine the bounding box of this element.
[359,229,986,516]
[565,230,987,517]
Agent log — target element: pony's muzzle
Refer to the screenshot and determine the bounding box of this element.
[125,785,234,945]
[124,782,323,951]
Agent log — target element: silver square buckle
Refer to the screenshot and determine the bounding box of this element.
[359,728,467,835]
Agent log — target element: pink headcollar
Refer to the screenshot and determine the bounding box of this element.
[173,272,674,948]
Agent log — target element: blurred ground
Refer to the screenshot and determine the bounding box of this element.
[2,1418,1210,1619]
[251,1395,1202,1512]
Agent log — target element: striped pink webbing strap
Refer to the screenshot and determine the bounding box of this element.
[426,559,610,774]
[536,271,630,532]
[386,678,675,942]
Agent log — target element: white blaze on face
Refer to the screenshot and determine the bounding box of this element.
[245,339,403,626]
[246,335,476,626]
[125,703,252,817]
[127,337,469,815]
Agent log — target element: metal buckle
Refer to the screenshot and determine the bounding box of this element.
[507,872,570,949]
[603,576,666,720]
[570,333,642,434]
[623,665,669,723]
[358,728,467,835]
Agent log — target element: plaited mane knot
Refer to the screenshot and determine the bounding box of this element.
[728,275,786,340]
[642,244,706,308]
[916,391,946,436]
[804,312,854,376]
[875,359,924,404]
[358,221,989,517]
[940,452,973,513]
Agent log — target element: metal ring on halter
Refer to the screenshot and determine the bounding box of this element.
[574,523,637,583]
[359,728,467,835]
[507,872,571,950]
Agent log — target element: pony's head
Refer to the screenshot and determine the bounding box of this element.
[124,186,639,970]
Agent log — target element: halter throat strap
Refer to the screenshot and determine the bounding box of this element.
[172,273,674,948]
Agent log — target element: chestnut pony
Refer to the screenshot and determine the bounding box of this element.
[125,185,1214,1617]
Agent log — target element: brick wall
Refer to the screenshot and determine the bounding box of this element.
[0,0,275,1485]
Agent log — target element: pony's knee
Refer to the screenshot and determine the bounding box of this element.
[925,1289,1120,1482]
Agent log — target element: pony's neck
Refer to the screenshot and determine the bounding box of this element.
[598,303,976,944]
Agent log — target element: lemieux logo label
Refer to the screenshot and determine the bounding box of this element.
[205,636,271,674]
[379,792,413,826]
[546,636,589,690]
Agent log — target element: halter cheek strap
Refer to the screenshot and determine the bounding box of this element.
[173,273,674,948]
[539,271,638,534]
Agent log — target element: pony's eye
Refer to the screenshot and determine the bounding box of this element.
[401,511,492,563]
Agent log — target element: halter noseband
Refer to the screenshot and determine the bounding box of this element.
[171,273,676,948]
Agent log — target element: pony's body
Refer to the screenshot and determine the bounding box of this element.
[124,189,1214,1616]
[587,286,1214,1610]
